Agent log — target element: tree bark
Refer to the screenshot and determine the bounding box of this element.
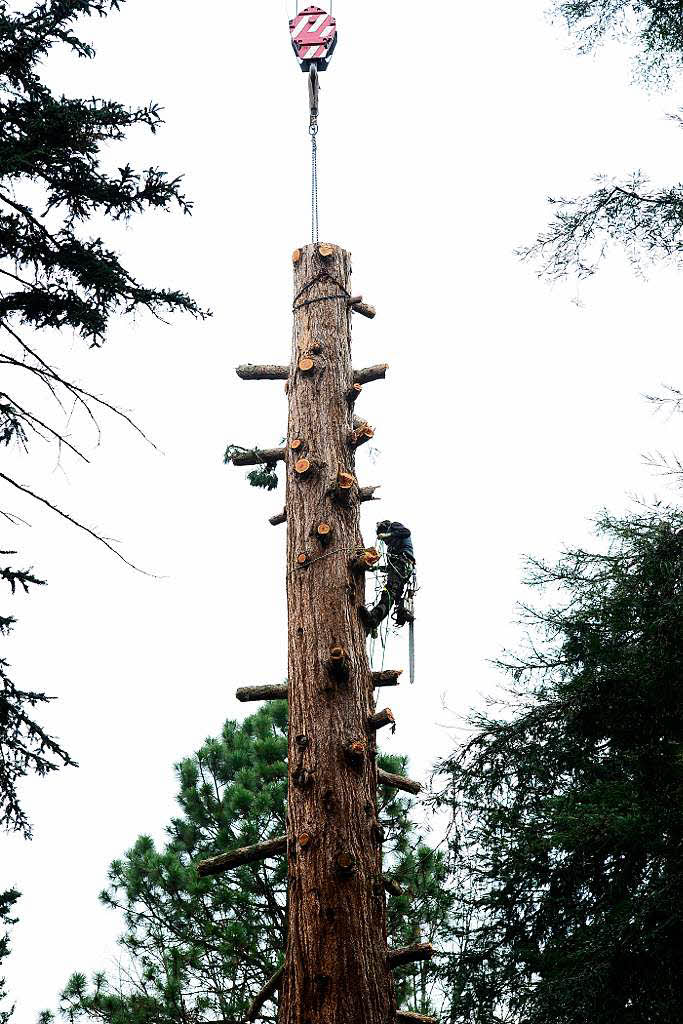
[235,678,399,703]
[354,364,388,385]
[244,966,284,1022]
[236,684,289,703]
[387,944,435,969]
[350,423,375,449]
[236,364,289,380]
[269,486,379,528]
[396,1013,437,1023]
[350,299,377,320]
[383,875,404,897]
[378,768,422,796]
[230,447,286,467]
[280,243,394,1024]
[368,708,395,732]
[197,836,288,878]
[372,669,403,688]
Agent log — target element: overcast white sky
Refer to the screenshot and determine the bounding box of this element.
[3,0,683,1018]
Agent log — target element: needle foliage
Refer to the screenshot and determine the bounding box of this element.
[432,508,683,1024]
[45,702,455,1023]
[0,888,19,1024]
[1,561,74,838]
[523,2,683,278]
[1,0,204,834]
[553,1,683,81]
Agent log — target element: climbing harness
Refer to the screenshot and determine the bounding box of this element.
[289,6,339,243]
[367,544,419,685]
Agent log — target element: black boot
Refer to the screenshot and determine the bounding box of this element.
[395,599,414,627]
[359,594,391,636]
[358,605,379,635]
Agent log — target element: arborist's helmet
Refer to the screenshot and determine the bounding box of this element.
[376,520,392,538]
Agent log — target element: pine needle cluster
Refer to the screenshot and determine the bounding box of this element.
[433,508,683,1024]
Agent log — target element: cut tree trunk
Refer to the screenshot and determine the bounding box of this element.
[236,684,289,703]
[396,1013,437,1024]
[269,486,380,528]
[280,243,394,1024]
[197,836,288,878]
[378,768,422,796]
[368,708,395,732]
[354,364,388,385]
[236,364,290,380]
[350,299,377,319]
[387,944,435,969]
[372,669,403,688]
[244,966,284,1022]
[235,677,400,703]
[231,447,286,467]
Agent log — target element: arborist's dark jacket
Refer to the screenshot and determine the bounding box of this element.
[380,522,414,560]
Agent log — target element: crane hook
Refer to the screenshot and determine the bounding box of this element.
[309,63,319,127]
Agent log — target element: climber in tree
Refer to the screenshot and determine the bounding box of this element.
[359,521,415,635]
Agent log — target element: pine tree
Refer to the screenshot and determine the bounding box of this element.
[521,1,683,279]
[1,0,204,832]
[1,562,74,837]
[554,1,683,81]
[433,508,683,1024]
[46,703,455,1023]
[0,888,19,1024]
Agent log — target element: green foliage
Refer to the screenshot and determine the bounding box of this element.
[1,0,205,834]
[1,562,73,837]
[520,172,683,279]
[552,1,683,82]
[49,702,454,1023]
[0,0,204,342]
[524,4,683,279]
[223,445,281,491]
[247,465,279,491]
[0,889,19,1024]
[433,508,683,1024]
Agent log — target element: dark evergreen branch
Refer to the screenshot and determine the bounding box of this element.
[552,1,683,81]
[519,174,683,279]
[0,390,90,462]
[0,471,151,574]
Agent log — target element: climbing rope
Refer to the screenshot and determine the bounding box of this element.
[292,268,349,311]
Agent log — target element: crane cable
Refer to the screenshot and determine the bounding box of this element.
[296,1,334,12]
[309,65,319,243]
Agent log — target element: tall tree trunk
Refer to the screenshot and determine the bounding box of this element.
[279,243,394,1024]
